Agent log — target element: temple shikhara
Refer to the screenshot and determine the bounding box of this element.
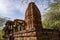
[3,2,60,40]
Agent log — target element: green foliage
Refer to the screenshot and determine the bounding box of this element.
[0,17,9,28]
[42,0,60,29]
[0,29,4,40]
[0,17,9,40]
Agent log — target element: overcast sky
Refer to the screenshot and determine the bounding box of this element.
[0,0,53,20]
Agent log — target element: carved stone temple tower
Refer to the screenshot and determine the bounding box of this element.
[25,2,42,30]
[25,2,42,39]
[25,2,43,40]
[3,2,60,40]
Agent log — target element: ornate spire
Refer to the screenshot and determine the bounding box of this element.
[25,2,42,30]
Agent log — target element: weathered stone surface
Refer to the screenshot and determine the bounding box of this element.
[3,2,60,40]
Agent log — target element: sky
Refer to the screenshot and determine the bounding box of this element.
[0,0,53,20]
[0,0,54,29]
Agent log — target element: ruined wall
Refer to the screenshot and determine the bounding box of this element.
[13,30,37,40]
[42,29,60,40]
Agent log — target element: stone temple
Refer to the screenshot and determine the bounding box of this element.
[3,2,60,40]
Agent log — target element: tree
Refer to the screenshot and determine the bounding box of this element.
[42,0,60,29]
[0,17,9,40]
[0,30,4,40]
[0,17,9,29]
